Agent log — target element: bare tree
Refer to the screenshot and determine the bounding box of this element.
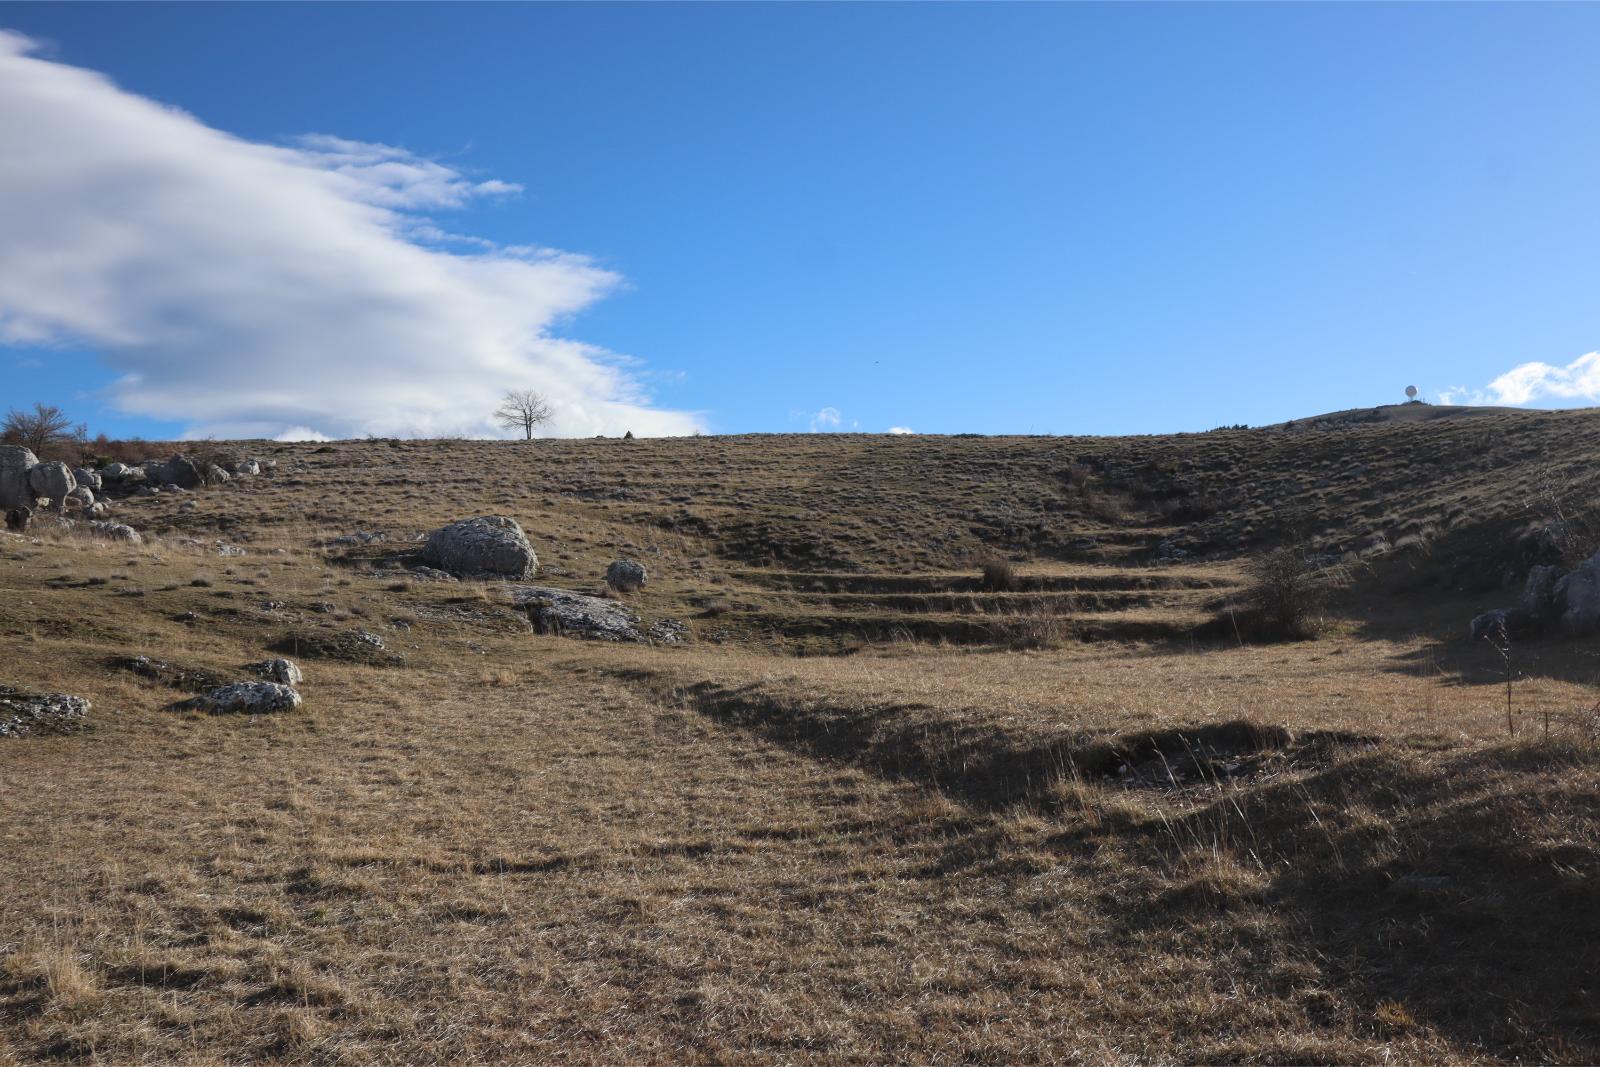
[2,403,75,456]
[493,389,553,441]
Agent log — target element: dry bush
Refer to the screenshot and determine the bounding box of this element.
[1524,466,1600,569]
[979,559,1019,592]
[1222,544,1338,642]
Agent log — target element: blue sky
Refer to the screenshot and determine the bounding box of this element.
[3,2,1600,440]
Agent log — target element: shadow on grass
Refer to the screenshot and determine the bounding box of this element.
[1092,743,1600,1061]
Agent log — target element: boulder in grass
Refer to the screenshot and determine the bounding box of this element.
[514,585,649,642]
[73,468,102,493]
[605,559,647,592]
[197,682,302,714]
[250,658,304,687]
[421,516,537,579]
[147,455,203,490]
[88,520,142,544]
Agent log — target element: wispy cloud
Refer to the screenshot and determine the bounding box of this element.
[0,31,701,439]
[809,406,843,432]
[1440,351,1600,408]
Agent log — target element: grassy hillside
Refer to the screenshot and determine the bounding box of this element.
[2,408,1598,1063]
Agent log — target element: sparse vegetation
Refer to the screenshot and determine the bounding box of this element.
[979,558,1018,591]
[1225,542,1337,641]
[3,411,1600,1063]
[2,402,83,460]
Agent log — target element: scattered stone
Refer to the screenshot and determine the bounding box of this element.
[147,455,203,490]
[195,682,302,715]
[647,619,687,644]
[421,516,537,579]
[215,542,246,557]
[204,464,231,485]
[515,586,642,641]
[27,460,74,507]
[0,445,38,510]
[1469,608,1519,644]
[88,521,142,545]
[1473,550,1600,641]
[73,467,102,492]
[0,686,90,737]
[250,658,304,686]
[64,485,95,511]
[512,586,681,643]
[605,559,647,592]
[232,459,261,476]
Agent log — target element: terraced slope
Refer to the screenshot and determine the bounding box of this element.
[4,409,1600,1063]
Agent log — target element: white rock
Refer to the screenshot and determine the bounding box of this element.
[198,682,302,714]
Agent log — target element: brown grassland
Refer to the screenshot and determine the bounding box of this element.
[3,405,1599,1064]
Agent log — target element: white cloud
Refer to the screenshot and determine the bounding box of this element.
[1439,351,1600,408]
[0,31,702,440]
[810,406,843,432]
[888,426,914,435]
[273,426,332,443]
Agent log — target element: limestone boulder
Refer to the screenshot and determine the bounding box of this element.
[250,658,304,686]
[0,445,36,511]
[421,516,537,579]
[27,461,74,507]
[197,682,302,714]
[605,559,647,592]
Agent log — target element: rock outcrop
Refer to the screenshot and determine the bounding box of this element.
[145,455,203,490]
[512,586,682,643]
[1472,550,1600,640]
[0,687,90,737]
[26,459,73,508]
[196,682,302,714]
[88,521,142,544]
[515,586,643,640]
[0,446,36,511]
[421,516,537,579]
[250,658,304,686]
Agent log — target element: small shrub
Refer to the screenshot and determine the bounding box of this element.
[1222,544,1338,642]
[980,560,1019,592]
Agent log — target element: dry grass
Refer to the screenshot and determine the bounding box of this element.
[3,417,1600,1062]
